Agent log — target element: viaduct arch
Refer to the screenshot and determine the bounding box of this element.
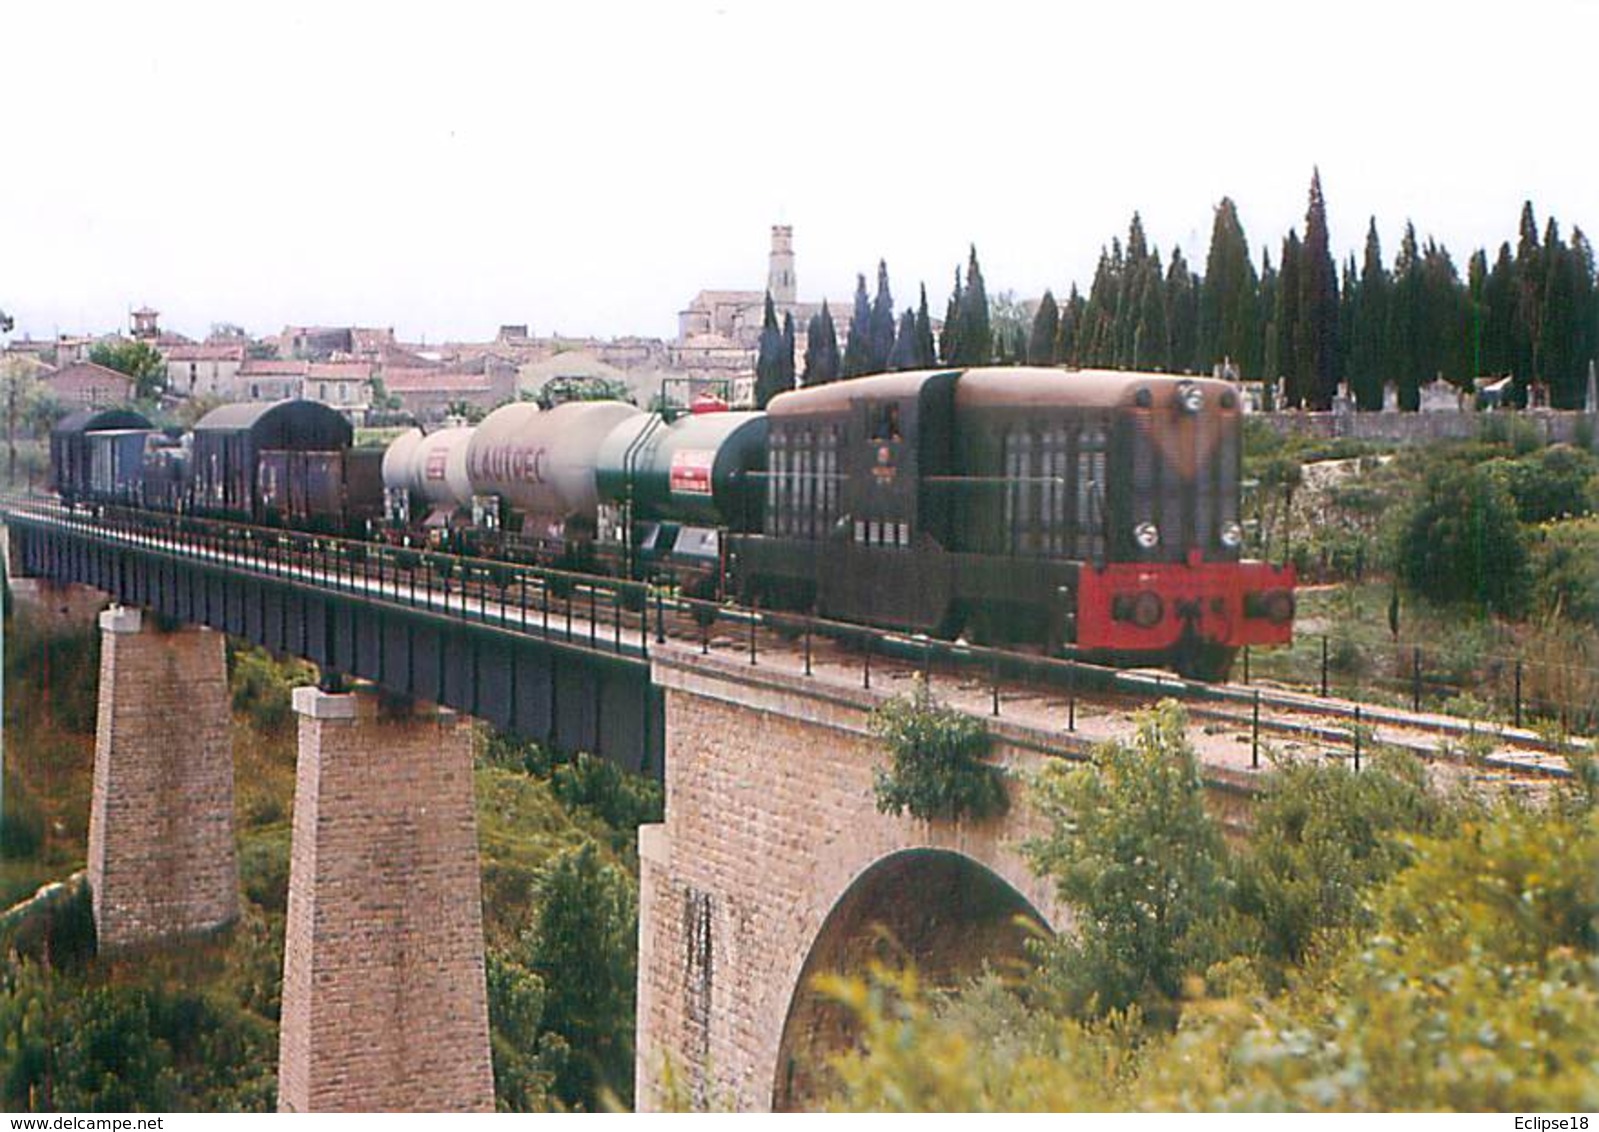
[635,651,1072,1112]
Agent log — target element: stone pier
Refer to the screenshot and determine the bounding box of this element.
[277,687,493,1113]
[87,605,238,951]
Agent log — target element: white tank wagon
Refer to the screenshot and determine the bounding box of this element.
[466,401,642,541]
[380,426,476,527]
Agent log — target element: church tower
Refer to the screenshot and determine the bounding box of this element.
[767,225,796,307]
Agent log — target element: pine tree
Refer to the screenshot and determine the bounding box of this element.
[914,284,936,367]
[842,273,874,378]
[802,301,841,386]
[1198,197,1260,376]
[1298,169,1340,409]
[1029,290,1061,364]
[868,260,897,373]
[1276,230,1303,405]
[1348,218,1390,410]
[754,293,786,408]
[1164,248,1200,373]
[888,309,920,370]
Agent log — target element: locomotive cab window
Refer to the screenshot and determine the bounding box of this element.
[867,402,902,442]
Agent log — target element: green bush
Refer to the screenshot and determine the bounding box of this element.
[228,647,316,732]
[871,678,1006,824]
[1024,702,1235,1021]
[1391,459,1528,614]
[1530,517,1599,625]
[1484,443,1599,523]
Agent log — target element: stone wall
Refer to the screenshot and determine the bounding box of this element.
[1261,408,1595,445]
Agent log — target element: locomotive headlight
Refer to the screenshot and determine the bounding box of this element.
[1220,521,1243,548]
[1134,522,1161,549]
[1177,382,1205,413]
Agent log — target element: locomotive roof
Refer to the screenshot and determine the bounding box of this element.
[52,407,153,436]
[955,367,1239,409]
[192,398,354,448]
[765,369,961,416]
[766,367,1239,416]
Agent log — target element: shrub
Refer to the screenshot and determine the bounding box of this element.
[1024,702,1235,1021]
[1391,460,1528,615]
[870,678,1006,823]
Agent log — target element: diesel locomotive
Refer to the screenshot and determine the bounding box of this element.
[47,366,1295,680]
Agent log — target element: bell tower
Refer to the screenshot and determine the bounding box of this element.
[767,225,796,307]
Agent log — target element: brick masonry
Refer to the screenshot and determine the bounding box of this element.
[635,649,1077,1113]
[277,688,493,1113]
[87,606,238,951]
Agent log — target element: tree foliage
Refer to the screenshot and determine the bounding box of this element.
[88,340,167,401]
[803,301,841,387]
[1024,702,1233,1021]
[870,678,1006,823]
[1392,457,1529,613]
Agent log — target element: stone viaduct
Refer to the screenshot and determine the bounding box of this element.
[7,523,1254,1113]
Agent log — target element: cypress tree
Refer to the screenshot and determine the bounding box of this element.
[1348,218,1390,410]
[1134,248,1167,371]
[888,308,920,370]
[1388,222,1423,410]
[1540,219,1579,407]
[1056,283,1085,368]
[802,301,841,386]
[1081,243,1121,367]
[1259,249,1279,395]
[1276,230,1302,405]
[842,273,874,378]
[1164,248,1200,374]
[1484,242,1516,379]
[1298,169,1340,409]
[1467,247,1490,380]
[780,311,796,394]
[1338,253,1359,395]
[1029,290,1061,365]
[1514,201,1544,402]
[914,284,936,367]
[1419,238,1469,392]
[754,292,786,408]
[1198,197,1260,376]
[868,259,897,373]
[940,269,963,365]
[1570,227,1598,405]
[957,245,992,365]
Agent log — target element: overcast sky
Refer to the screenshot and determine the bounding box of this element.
[3,0,1594,345]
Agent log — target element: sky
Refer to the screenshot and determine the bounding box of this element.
[2,0,1595,346]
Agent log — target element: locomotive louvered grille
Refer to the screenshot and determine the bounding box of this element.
[1194,402,1213,553]
[1218,409,1239,559]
